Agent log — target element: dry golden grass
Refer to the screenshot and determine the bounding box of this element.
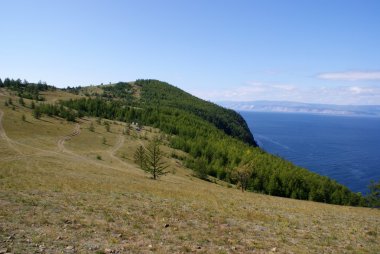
[40,89,83,103]
[0,90,379,253]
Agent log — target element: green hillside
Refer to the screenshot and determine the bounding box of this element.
[0,78,367,205]
[50,79,363,206]
[1,80,380,253]
[136,79,257,146]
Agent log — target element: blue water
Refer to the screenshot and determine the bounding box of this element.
[241,112,380,194]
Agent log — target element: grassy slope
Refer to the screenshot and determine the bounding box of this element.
[0,89,379,254]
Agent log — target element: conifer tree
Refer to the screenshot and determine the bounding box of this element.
[134,145,146,169]
[142,138,168,180]
[3,78,10,87]
[124,123,131,135]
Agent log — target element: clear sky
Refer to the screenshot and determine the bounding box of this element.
[1,0,380,105]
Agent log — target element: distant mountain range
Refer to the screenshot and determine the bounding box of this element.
[218,101,380,117]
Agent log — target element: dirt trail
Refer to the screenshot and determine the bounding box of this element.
[0,110,83,162]
[0,118,138,175]
[110,135,125,155]
[0,110,23,154]
[57,124,81,153]
[55,125,138,174]
[108,134,136,168]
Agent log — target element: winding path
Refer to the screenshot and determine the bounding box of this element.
[55,124,138,173]
[0,114,137,175]
[57,123,81,153]
[0,113,77,162]
[108,134,135,168]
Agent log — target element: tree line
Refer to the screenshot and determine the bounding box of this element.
[4,78,376,206]
[0,77,54,101]
[57,80,367,206]
[4,79,378,206]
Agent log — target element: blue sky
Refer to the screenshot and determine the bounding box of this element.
[1,0,380,105]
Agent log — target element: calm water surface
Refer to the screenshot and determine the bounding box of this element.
[241,112,380,194]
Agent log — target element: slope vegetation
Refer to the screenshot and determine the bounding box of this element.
[56,80,365,206]
[136,79,256,146]
[0,88,379,253]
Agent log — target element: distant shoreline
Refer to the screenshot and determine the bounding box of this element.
[238,110,380,118]
[218,100,380,118]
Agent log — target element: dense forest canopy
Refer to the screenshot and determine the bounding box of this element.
[136,79,257,146]
[1,78,367,206]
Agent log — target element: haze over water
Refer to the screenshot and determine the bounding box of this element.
[242,111,380,194]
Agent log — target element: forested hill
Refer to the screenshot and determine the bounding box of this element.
[1,78,366,206]
[136,79,257,146]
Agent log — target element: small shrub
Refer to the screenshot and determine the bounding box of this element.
[19,97,25,106]
[89,122,95,132]
[104,122,110,132]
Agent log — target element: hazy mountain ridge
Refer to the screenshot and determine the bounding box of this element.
[218,100,380,117]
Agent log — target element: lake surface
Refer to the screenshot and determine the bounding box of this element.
[241,111,380,194]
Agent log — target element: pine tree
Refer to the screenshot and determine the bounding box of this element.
[143,138,168,180]
[134,145,146,169]
[3,78,11,87]
[124,123,131,135]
